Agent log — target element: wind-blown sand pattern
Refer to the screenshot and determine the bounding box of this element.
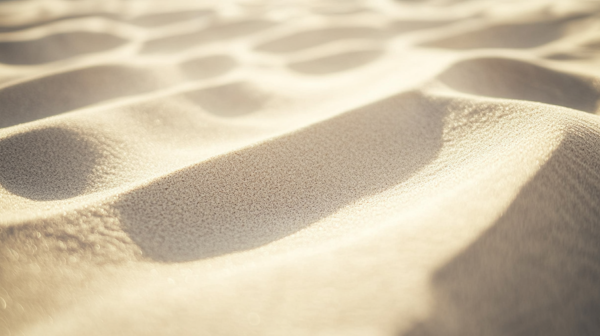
[1,0,600,335]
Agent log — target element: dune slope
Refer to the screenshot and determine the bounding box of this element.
[1,0,600,335]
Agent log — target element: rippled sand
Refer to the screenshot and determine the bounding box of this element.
[1,0,600,335]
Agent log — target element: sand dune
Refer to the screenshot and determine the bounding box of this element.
[1,0,600,335]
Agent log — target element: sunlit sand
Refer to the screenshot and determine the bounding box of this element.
[1,0,600,335]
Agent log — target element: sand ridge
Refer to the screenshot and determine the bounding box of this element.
[1,0,600,335]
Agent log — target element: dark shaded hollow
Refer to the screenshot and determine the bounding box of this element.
[182,82,265,117]
[140,20,275,54]
[310,6,369,16]
[179,54,237,80]
[289,49,384,75]
[0,65,162,128]
[387,20,455,34]
[116,91,447,262]
[0,127,103,200]
[402,126,600,336]
[255,27,383,53]
[437,57,600,113]
[544,52,589,61]
[583,40,600,50]
[0,10,212,33]
[0,32,126,65]
[0,13,120,33]
[127,9,214,27]
[420,14,590,50]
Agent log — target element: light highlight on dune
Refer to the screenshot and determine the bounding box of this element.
[1,0,600,335]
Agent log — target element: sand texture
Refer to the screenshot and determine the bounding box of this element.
[1,0,600,335]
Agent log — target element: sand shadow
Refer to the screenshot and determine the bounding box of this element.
[182,82,266,117]
[0,10,212,33]
[127,9,214,27]
[140,19,275,54]
[255,20,454,55]
[0,65,162,128]
[0,127,105,200]
[0,32,126,65]
[179,54,237,80]
[115,91,446,262]
[0,13,120,33]
[584,40,600,50]
[401,129,600,336]
[310,6,369,16]
[255,27,383,54]
[420,14,590,50]
[437,57,600,113]
[387,20,455,34]
[544,52,587,61]
[288,49,384,75]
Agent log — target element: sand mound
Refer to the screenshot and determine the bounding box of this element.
[1,1,600,335]
[436,57,600,112]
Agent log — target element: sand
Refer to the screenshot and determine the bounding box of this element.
[1,0,600,335]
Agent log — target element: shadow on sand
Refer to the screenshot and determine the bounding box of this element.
[0,127,104,200]
[116,91,447,262]
[0,32,125,65]
[0,65,162,128]
[402,128,600,336]
[437,57,600,113]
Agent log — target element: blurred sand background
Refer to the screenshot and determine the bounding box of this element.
[1,0,600,335]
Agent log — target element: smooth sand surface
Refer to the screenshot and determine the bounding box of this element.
[1,0,600,335]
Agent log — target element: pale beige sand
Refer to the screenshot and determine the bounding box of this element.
[1,0,600,335]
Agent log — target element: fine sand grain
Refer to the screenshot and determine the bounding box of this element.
[1,0,600,335]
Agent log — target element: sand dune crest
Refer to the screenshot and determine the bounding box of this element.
[1,1,600,335]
